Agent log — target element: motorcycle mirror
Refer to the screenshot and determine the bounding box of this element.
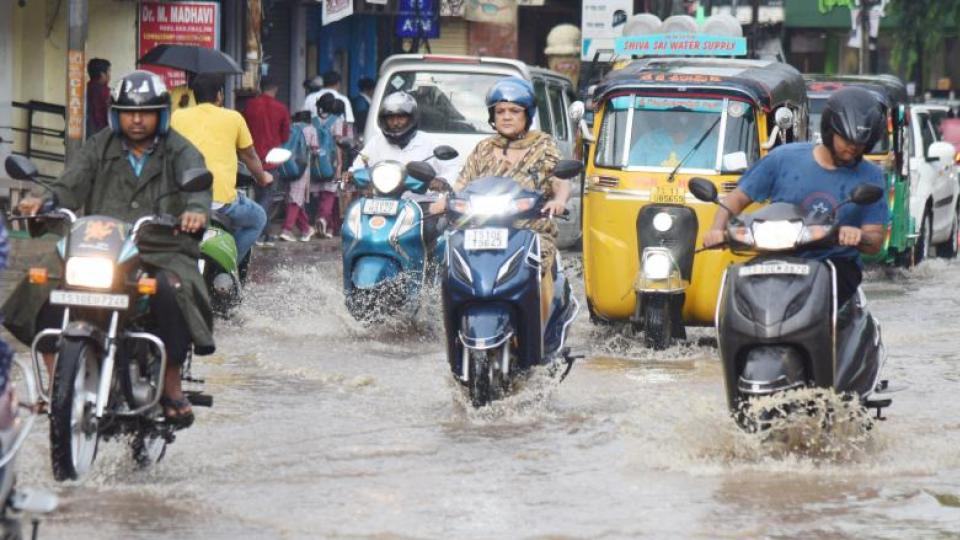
[552,160,583,179]
[265,147,292,165]
[688,177,719,203]
[433,145,459,161]
[4,155,39,181]
[406,161,437,182]
[849,183,884,205]
[179,168,213,193]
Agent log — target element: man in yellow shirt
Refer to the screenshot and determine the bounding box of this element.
[171,73,273,262]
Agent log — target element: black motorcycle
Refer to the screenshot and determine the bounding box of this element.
[689,178,894,428]
[5,155,214,481]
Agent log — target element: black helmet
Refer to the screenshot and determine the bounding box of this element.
[820,86,884,159]
[109,70,171,134]
[378,91,419,148]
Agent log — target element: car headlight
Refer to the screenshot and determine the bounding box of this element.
[65,257,114,289]
[751,220,803,250]
[469,194,513,216]
[345,202,362,237]
[371,162,405,195]
[652,212,674,232]
[642,249,673,280]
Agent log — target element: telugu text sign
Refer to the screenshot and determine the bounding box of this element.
[138,1,220,88]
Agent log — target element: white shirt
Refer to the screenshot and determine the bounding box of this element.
[351,130,464,190]
[304,88,355,123]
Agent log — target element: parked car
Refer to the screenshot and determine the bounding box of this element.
[364,54,583,249]
[908,103,960,260]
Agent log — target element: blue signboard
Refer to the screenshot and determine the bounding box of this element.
[397,0,439,39]
[615,34,748,57]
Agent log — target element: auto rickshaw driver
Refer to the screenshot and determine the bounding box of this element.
[629,107,721,170]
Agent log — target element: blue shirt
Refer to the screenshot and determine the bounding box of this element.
[738,142,888,262]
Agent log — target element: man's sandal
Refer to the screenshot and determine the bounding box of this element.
[159,396,195,430]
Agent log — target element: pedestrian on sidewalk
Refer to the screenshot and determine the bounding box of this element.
[352,76,376,135]
[243,75,291,246]
[311,93,346,238]
[279,111,317,242]
[304,70,355,136]
[85,58,111,138]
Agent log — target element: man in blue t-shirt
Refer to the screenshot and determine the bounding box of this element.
[703,87,888,305]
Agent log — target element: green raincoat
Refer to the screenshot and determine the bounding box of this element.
[2,129,216,354]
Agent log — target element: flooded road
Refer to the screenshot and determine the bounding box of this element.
[5,239,960,539]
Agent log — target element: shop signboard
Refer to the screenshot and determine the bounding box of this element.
[138,1,220,89]
[582,0,632,60]
[323,0,354,25]
[615,34,748,57]
[397,0,439,39]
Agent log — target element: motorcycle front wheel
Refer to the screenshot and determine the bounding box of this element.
[49,338,100,481]
[467,349,507,408]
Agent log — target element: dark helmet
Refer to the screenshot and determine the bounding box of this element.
[485,76,536,131]
[378,91,419,147]
[109,70,171,135]
[820,86,884,159]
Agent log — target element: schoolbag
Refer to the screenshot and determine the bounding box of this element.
[310,115,338,182]
[276,122,309,182]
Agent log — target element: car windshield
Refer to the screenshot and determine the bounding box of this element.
[809,96,891,154]
[595,95,759,171]
[383,71,501,135]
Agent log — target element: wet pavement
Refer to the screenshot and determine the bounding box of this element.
[3,235,960,539]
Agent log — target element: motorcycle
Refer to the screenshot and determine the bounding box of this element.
[340,145,458,322]
[416,159,584,407]
[0,345,57,538]
[688,177,895,429]
[201,148,293,315]
[5,155,215,481]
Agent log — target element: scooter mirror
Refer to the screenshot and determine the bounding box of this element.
[552,159,583,179]
[4,155,39,181]
[179,168,213,193]
[433,145,459,161]
[688,177,719,203]
[850,183,884,205]
[265,147,292,165]
[407,161,437,182]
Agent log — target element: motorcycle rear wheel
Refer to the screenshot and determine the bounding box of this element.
[49,338,100,481]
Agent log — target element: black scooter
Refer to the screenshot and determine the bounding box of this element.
[689,178,894,428]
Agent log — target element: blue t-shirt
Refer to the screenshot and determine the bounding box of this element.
[737,142,888,262]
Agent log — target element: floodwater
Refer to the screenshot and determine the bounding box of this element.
[5,240,960,539]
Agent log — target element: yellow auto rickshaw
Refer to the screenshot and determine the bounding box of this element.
[576,56,809,349]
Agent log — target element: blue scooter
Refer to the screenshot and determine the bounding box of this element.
[407,159,583,407]
[340,145,458,321]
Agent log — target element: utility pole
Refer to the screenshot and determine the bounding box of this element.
[751,0,760,57]
[858,0,875,75]
[65,0,87,165]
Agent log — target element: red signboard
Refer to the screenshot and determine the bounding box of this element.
[138,1,220,88]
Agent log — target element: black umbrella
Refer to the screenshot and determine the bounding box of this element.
[138,45,242,75]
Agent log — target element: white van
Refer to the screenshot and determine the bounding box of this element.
[365,54,582,249]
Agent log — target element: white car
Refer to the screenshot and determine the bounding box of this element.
[908,104,960,260]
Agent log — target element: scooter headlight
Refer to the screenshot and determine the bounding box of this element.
[641,250,673,280]
[469,194,513,216]
[65,256,114,289]
[345,202,362,237]
[370,162,405,195]
[751,220,803,250]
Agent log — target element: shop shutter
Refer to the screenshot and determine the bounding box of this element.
[429,18,469,56]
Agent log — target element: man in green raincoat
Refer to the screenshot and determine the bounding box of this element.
[2,70,214,427]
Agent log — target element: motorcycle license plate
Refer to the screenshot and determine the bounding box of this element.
[362,199,399,216]
[651,186,686,204]
[464,228,508,251]
[739,263,810,277]
[50,290,129,310]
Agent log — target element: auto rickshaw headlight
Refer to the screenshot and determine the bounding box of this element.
[652,212,674,232]
[642,249,673,280]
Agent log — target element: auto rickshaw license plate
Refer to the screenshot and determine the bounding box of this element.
[363,199,399,215]
[50,290,129,310]
[464,228,508,251]
[651,186,686,204]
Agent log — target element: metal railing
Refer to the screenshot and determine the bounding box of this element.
[5,100,67,177]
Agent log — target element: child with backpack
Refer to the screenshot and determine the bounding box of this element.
[311,93,347,237]
[278,111,317,242]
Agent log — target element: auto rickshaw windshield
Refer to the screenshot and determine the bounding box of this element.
[595,95,759,171]
[809,97,891,154]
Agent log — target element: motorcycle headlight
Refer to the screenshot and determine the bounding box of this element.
[641,249,673,280]
[469,194,513,216]
[345,202,362,237]
[751,220,803,250]
[65,257,114,289]
[370,162,405,195]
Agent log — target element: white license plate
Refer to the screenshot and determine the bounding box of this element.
[739,263,810,277]
[50,290,129,310]
[464,228,509,251]
[362,199,399,215]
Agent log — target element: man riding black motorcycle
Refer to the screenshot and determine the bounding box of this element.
[2,70,214,427]
[703,86,889,305]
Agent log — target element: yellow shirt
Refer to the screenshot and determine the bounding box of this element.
[171,103,253,204]
[170,85,196,111]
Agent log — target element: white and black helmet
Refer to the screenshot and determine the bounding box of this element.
[378,91,419,147]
